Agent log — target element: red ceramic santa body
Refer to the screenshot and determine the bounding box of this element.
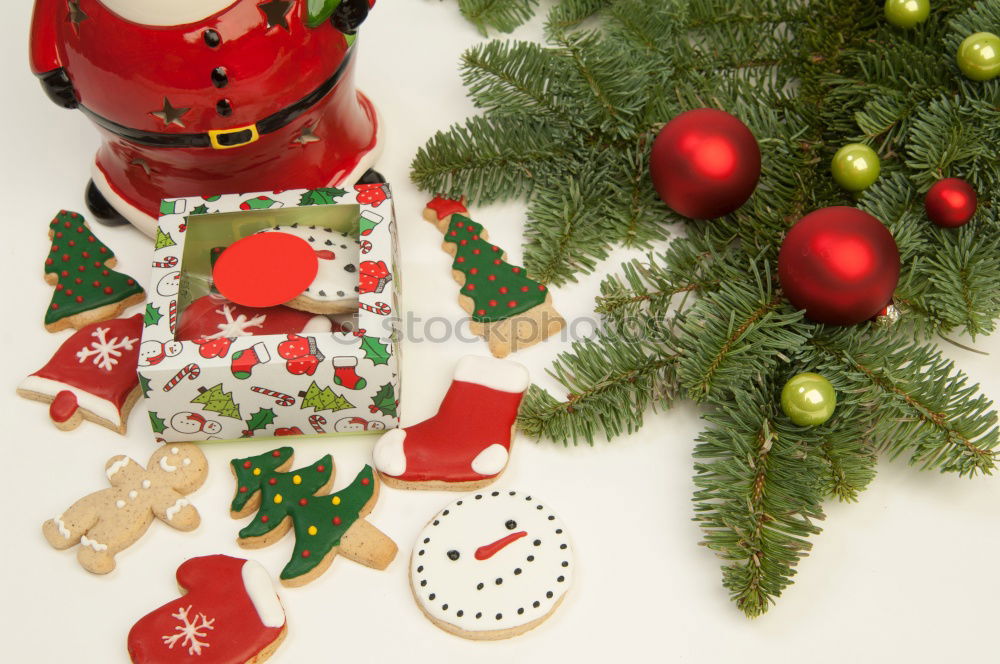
[30,0,380,236]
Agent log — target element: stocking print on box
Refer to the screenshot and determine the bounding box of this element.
[373,356,529,491]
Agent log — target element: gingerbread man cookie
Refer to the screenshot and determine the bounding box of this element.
[42,444,208,574]
[411,490,574,640]
[424,198,565,357]
[128,555,287,664]
[254,225,360,314]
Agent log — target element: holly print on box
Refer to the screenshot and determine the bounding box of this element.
[43,211,145,332]
[374,356,529,491]
[127,555,287,664]
[42,445,208,574]
[424,198,564,357]
[230,448,397,586]
[410,490,574,640]
[18,314,143,434]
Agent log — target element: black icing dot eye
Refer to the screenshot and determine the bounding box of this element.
[505,520,517,530]
[344,264,356,272]
[447,550,460,561]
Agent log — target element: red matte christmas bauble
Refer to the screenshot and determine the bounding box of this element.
[649,109,761,219]
[925,178,977,228]
[778,207,900,325]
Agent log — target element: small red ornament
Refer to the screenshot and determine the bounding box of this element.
[778,207,900,325]
[925,178,977,228]
[649,108,761,219]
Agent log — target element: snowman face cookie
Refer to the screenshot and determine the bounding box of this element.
[410,490,573,640]
[255,225,359,314]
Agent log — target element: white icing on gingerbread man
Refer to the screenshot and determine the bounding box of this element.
[42,445,208,574]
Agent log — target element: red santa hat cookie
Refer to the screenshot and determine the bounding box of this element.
[127,554,287,664]
[373,355,529,490]
[410,490,574,640]
[18,314,143,434]
[253,224,361,315]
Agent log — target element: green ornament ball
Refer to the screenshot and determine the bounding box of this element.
[956,32,1000,82]
[831,143,880,192]
[884,0,930,29]
[780,373,837,427]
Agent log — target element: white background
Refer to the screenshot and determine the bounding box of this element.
[2,2,998,663]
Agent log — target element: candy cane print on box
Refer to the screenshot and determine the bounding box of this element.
[139,186,400,443]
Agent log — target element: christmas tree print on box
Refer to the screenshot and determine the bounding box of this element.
[230,448,397,586]
[139,187,401,442]
[43,211,145,333]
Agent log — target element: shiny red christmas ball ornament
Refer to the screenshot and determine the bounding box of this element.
[778,207,900,325]
[925,178,977,228]
[650,109,761,219]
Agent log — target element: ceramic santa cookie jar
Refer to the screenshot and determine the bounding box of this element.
[128,555,287,664]
[29,0,381,236]
[410,490,574,640]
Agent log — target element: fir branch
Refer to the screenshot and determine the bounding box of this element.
[455,0,539,35]
[546,0,614,36]
[693,386,826,618]
[808,329,999,477]
[517,332,678,445]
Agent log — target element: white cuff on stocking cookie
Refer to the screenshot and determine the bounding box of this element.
[372,355,529,490]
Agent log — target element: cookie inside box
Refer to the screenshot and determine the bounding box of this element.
[174,205,371,338]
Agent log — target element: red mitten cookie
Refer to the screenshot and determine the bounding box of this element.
[176,294,333,341]
[18,314,143,434]
[128,555,287,664]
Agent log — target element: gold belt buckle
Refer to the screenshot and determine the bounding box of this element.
[207,124,260,150]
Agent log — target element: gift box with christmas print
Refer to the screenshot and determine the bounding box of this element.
[139,185,400,443]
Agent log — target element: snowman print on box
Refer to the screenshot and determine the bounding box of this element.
[410,490,573,640]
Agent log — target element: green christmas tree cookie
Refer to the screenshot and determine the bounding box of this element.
[43,211,145,332]
[230,448,397,587]
[423,198,565,357]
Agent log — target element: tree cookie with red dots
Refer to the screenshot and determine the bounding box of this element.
[410,490,574,640]
[127,555,287,664]
[229,447,397,587]
[424,198,564,358]
[18,314,143,434]
[373,355,529,491]
[253,224,361,315]
[42,444,208,575]
[43,210,145,332]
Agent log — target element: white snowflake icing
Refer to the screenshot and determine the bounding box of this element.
[161,605,215,656]
[207,305,267,339]
[75,327,139,371]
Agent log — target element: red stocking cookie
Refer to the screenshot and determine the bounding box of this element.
[127,555,287,664]
[18,314,143,434]
[176,294,333,342]
[372,356,529,490]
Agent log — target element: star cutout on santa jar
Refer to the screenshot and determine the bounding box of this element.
[67,0,89,33]
[259,0,293,31]
[151,98,191,128]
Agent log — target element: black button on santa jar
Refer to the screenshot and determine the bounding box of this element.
[29,0,380,236]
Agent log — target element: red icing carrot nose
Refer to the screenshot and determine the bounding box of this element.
[475,531,527,560]
[315,249,336,260]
